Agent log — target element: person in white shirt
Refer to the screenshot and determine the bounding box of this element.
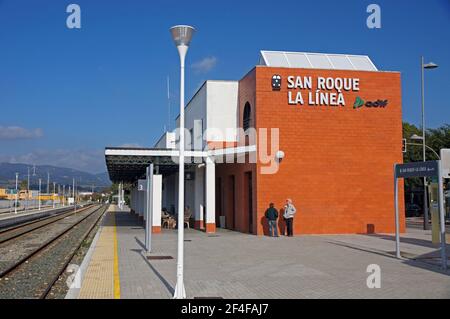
[283,198,297,236]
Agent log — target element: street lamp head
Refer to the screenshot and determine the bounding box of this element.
[410,134,424,140]
[170,25,195,47]
[423,62,438,69]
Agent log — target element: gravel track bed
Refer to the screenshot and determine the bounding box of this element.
[0,205,107,299]
[0,207,97,275]
[0,209,81,243]
[45,211,106,299]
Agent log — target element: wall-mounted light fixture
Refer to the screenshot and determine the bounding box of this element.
[275,150,285,163]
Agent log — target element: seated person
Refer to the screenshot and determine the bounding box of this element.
[161,207,170,219]
[184,205,192,218]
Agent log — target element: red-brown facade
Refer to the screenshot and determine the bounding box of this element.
[216,66,405,235]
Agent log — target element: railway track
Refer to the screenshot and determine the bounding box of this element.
[0,204,108,299]
[0,204,93,245]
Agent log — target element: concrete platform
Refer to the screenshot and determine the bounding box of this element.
[72,205,450,299]
[77,205,120,299]
[0,204,52,215]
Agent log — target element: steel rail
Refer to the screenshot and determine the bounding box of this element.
[0,205,93,245]
[0,205,103,279]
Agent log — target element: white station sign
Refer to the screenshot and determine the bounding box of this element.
[138,179,147,192]
[287,75,360,107]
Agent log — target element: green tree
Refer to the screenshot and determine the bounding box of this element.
[403,122,450,162]
[402,121,450,196]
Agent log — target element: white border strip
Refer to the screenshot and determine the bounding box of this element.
[105,145,256,159]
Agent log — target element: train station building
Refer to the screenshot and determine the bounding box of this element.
[105,50,404,236]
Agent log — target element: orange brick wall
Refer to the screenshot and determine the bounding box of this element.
[252,66,405,235]
[215,66,405,236]
[216,69,257,234]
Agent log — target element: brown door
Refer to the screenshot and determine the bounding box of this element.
[244,172,253,234]
[228,175,236,229]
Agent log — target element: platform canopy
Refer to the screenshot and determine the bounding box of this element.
[259,50,378,71]
[105,145,257,183]
[105,147,182,183]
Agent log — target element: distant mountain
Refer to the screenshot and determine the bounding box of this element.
[0,163,111,191]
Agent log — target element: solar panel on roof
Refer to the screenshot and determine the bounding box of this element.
[327,54,355,70]
[259,50,378,71]
[263,51,289,66]
[284,52,311,68]
[306,54,333,69]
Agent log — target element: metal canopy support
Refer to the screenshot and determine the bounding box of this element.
[394,164,401,259]
[145,164,154,253]
[437,161,448,269]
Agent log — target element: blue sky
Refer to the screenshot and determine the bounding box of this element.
[0,0,449,173]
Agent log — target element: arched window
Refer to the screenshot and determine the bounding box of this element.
[243,102,251,131]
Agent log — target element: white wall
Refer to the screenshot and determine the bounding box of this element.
[152,175,162,228]
[154,132,176,149]
[194,165,205,223]
[206,81,239,143]
[176,80,239,149]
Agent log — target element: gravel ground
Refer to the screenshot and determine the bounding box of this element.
[0,205,107,299]
[45,212,106,299]
[0,207,97,276]
[0,209,79,243]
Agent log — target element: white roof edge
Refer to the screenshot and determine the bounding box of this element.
[260,51,269,66]
[105,148,178,156]
[105,145,258,158]
[206,80,239,83]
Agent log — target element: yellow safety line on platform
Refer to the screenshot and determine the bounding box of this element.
[77,206,120,299]
[113,211,121,299]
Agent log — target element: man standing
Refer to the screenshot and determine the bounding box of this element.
[283,199,296,237]
[265,203,279,237]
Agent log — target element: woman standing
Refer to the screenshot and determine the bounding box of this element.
[283,199,297,237]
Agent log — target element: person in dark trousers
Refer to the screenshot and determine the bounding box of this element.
[283,198,296,236]
[265,203,279,237]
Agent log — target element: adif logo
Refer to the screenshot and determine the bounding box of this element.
[354,96,365,108]
[353,96,388,109]
[272,75,281,91]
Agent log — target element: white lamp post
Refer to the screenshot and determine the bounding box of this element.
[53,182,56,208]
[73,178,76,212]
[14,173,19,214]
[420,56,438,230]
[38,178,42,211]
[170,24,195,299]
[26,167,30,212]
